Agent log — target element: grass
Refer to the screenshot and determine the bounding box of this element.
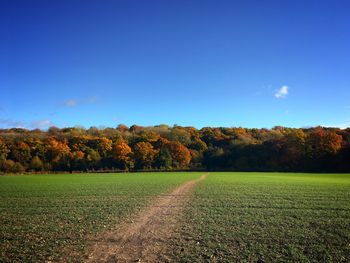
[0,172,202,262]
[1,172,350,262]
[173,172,350,262]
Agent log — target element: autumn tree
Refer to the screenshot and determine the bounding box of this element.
[89,137,112,157]
[116,124,129,133]
[70,150,85,170]
[87,149,101,162]
[306,128,343,158]
[323,131,343,154]
[279,129,306,168]
[166,127,192,145]
[0,125,349,172]
[165,141,191,168]
[26,138,46,162]
[133,142,156,169]
[46,138,71,170]
[112,139,133,170]
[9,141,32,167]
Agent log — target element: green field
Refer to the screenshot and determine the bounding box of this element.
[1,172,350,262]
[173,173,350,262]
[0,172,202,262]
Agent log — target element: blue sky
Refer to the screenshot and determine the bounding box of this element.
[1,0,350,129]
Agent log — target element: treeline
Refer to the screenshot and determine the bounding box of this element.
[0,124,349,173]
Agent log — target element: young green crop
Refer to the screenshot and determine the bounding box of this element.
[173,172,350,262]
[0,172,202,262]
[2,172,349,262]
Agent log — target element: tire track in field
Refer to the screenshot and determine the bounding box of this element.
[85,173,208,263]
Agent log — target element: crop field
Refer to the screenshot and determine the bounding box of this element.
[1,172,350,262]
[173,173,350,262]
[0,172,202,262]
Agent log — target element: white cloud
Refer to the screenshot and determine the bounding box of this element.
[275,86,289,99]
[0,118,55,130]
[29,119,55,129]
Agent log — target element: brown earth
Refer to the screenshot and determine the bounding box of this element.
[84,173,207,263]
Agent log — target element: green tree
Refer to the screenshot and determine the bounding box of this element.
[30,156,44,171]
[0,139,9,161]
[155,147,172,169]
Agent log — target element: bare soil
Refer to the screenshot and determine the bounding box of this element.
[85,174,207,263]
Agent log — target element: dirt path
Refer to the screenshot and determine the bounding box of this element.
[85,174,207,263]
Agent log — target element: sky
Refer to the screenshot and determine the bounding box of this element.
[1,0,350,129]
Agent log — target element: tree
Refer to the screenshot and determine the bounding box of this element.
[278,129,306,169]
[116,124,129,133]
[155,147,172,169]
[0,159,15,173]
[167,127,191,145]
[203,146,225,170]
[48,126,61,136]
[0,139,9,161]
[46,138,71,170]
[71,150,85,170]
[86,148,101,164]
[324,131,342,154]
[90,137,112,157]
[1,160,25,173]
[138,131,160,143]
[307,128,343,158]
[46,138,71,161]
[129,125,144,134]
[112,140,133,170]
[0,125,349,173]
[9,141,32,167]
[133,142,156,169]
[26,138,46,161]
[165,141,191,168]
[30,156,44,171]
[190,138,208,152]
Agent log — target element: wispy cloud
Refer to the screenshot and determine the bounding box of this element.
[323,119,350,129]
[0,118,55,130]
[274,86,289,99]
[61,96,100,108]
[0,118,26,128]
[63,99,78,107]
[29,119,55,129]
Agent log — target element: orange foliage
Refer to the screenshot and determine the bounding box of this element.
[112,139,133,169]
[73,150,85,160]
[134,142,156,169]
[47,138,71,162]
[165,141,191,168]
[308,128,343,156]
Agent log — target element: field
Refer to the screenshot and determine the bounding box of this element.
[174,173,350,262]
[0,172,202,262]
[1,172,350,262]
